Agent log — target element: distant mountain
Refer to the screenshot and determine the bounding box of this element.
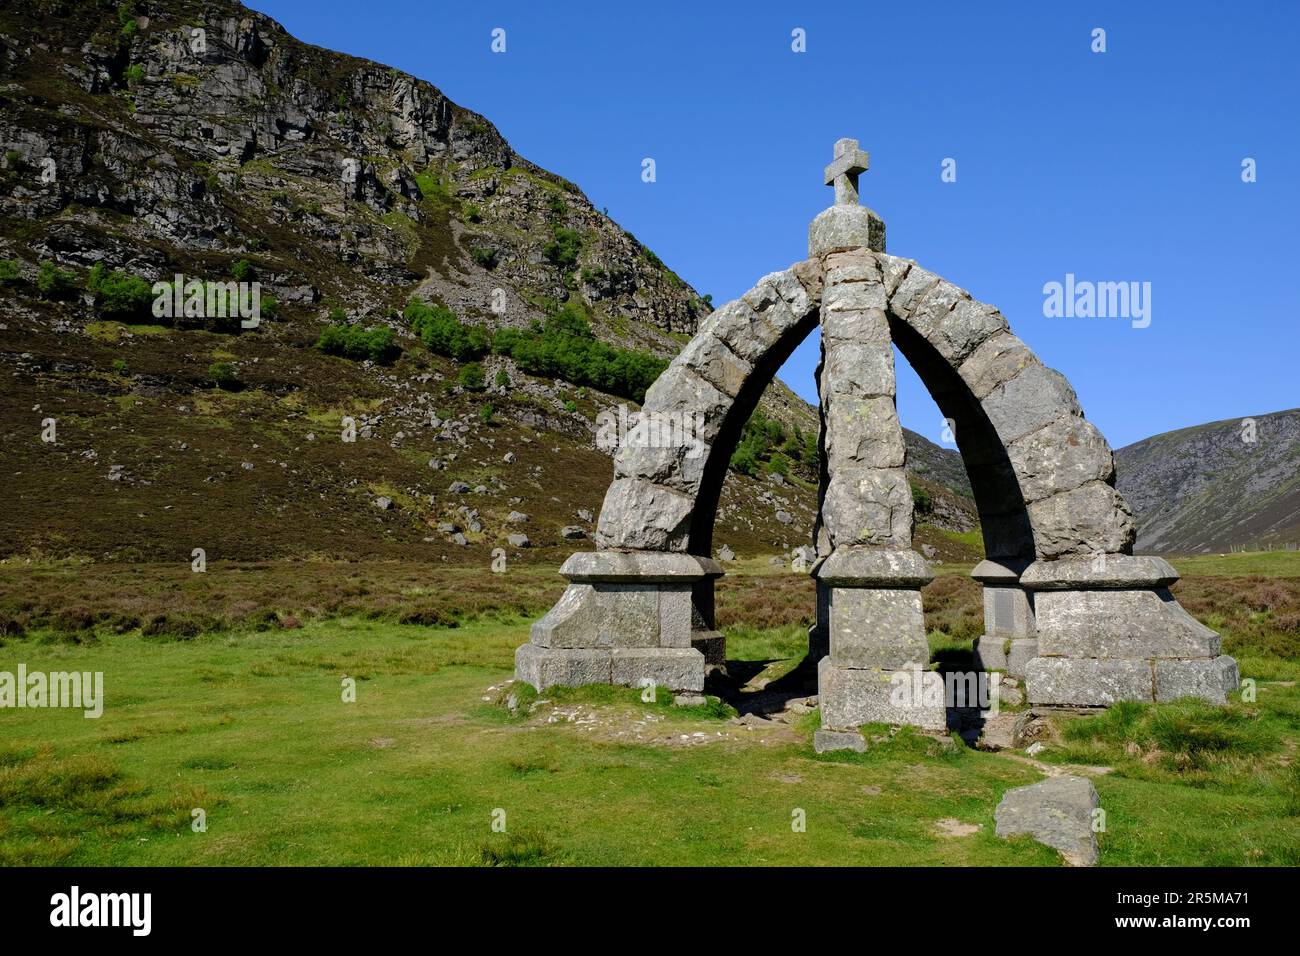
[1115,408,1300,554]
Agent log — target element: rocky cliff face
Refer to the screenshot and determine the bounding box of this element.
[1115,408,1300,554]
[0,0,707,343]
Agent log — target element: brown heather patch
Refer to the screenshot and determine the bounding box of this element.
[1171,574,1300,660]
[0,560,565,638]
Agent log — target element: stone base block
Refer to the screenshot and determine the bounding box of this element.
[516,644,705,693]
[1034,587,1220,659]
[809,203,885,256]
[1154,656,1239,704]
[611,647,705,693]
[828,587,930,668]
[1025,657,1152,706]
[515,644,610,691]
[973,635,1008,670]
[813,729,866,753]
[691,630,726,665]
[817,657,947,731]
[1007,639,1038,678]
[1027,654,1241,706]
[973,637,1038,678]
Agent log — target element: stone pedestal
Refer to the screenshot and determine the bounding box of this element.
[516,551,717,693]
[1022,555,1239,706]
[970,558,1038,677]
[813,548,947,751]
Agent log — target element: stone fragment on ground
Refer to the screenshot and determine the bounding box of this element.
[994,775,1100,866]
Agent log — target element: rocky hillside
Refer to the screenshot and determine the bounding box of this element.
[0,0,979,566]
[1115,408,1300,554]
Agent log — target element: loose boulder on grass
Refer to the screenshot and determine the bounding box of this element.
[994,775,1100,866]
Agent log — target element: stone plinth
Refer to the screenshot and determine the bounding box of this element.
[970,558,1038,677]
[814,548,946,747]
[516,551,716,693]
[1022,555,1239,705]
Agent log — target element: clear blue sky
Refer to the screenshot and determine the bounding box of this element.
[249,0,1298,448]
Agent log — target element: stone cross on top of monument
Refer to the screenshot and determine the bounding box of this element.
[809,136,884,255]
[824,137,870,206]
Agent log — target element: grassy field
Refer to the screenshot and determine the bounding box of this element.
[0,553,1297,866]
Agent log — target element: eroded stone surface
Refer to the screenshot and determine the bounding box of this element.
[995,776,1100,866]
[817,658,948,732]
[595,478,693,551]
[1035,588,1221,660]
[1025,657,1154,706]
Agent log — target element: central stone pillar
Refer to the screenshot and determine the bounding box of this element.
[809,148,945,750]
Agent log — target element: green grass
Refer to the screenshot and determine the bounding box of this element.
[1170,550,1300,577]
[2,614,1297,866]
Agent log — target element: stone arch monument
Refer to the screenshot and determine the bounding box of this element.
[516,140,1238,748]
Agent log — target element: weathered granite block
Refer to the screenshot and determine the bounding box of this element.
[973,635,1037,676]
[658,587,694,649]
[829,587,929,669]
[690,630,726,665]
[982,363,1082,445]
[813,728,868,753]
[1007,415,1115,503]
[611,647,705,693]
[1026,480,1138,558]
[1006,638,1039,678]
[518,552,721,692]
[809,203,885,255]
[821,469,913,548]
[824,395,906,467]
[995,775,1100,866]
[515,644,612,690]
[1034,588,1221,659]
[528,583,658,649]
[973,634,1010,671]
[595,478,693,551]
[817,657,947,731]
[1025,657,1154,706]
[1154,656,1239,704]
[956,331,1039,400]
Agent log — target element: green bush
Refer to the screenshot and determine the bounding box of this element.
[36,261,78,300]
[911,483,933,515]
[405,300,490,362]
[209,362,239,390]
[112,358,129,375]
[479,403,495,424]
[494,368,510,388]
[458,363,486,391]
[491,304,666,404]
[406,299,664,404]
[117,3,138,39]
[470,246,497,269]
[231,258,254,282]
[730,410,816,480]
[0,259,20,284]
[87,263,154,318]
[315,323,398,363]
[543,226,582,270]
